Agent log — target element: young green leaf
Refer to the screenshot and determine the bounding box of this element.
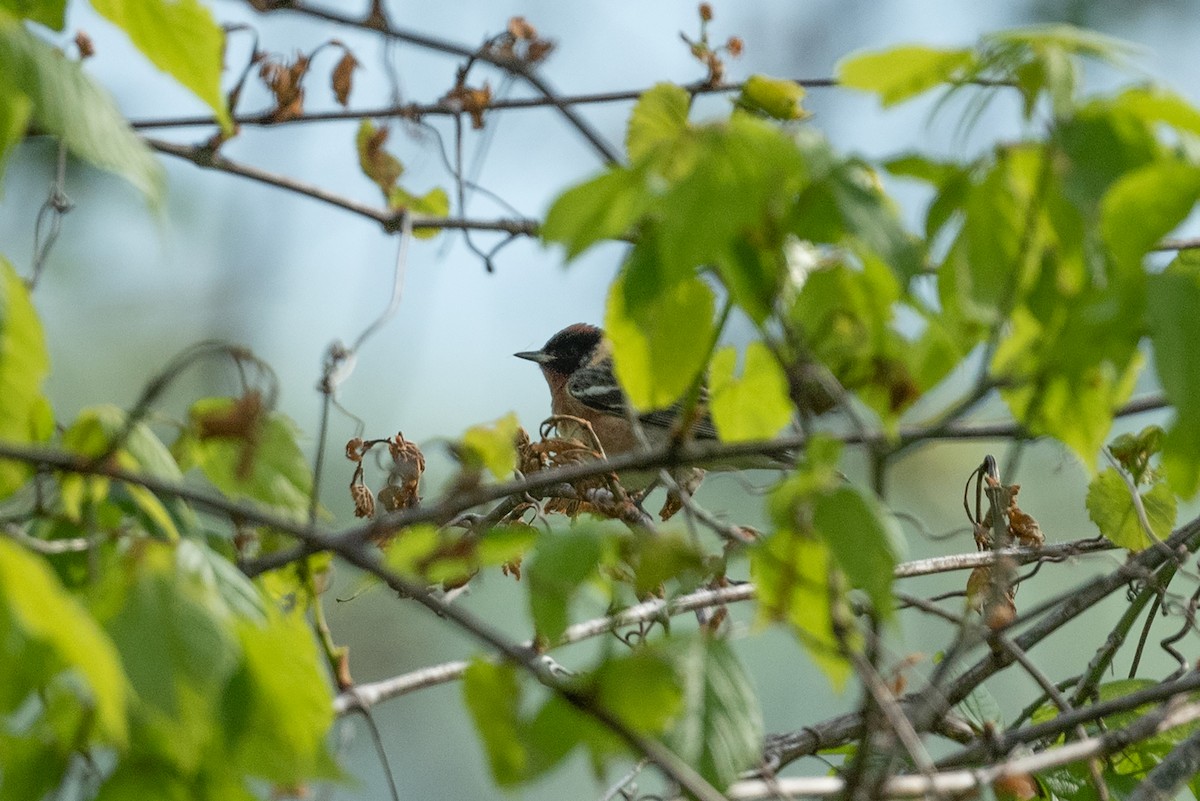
[224,611,338,783]
[91,542,239,772]
[591,648,683,734]
[460,412,520,479]
[813,486,905,618]
[0,539,129,744]
[736,74,807,120]
[527,527,606,643]
[0,0,66,29]
[1086,469,1176,552]
[605,270,715,411]
[462,660,527,784]
[666,635,763,790]
[1101,159,1200,276]
[90,0,232,132]
[837,45,976,106]
[0,79,31,174]
[709,342,793,442]
[626,82,690,163]
[752,528,851,689]
[0,256,50,500]
[0,19,164,203]
[1148,254,1200,497]
[174,397,314,518]
[542,166,649,259]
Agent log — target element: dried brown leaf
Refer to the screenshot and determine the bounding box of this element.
[331,50,359,107]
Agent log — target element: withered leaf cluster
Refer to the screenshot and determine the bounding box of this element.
[346,432,425,528]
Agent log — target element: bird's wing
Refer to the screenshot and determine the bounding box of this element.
[567,363,719,441]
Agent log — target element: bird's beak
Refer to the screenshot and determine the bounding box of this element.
[514,349,552,364]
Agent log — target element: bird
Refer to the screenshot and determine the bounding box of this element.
[515,323,736,509]
[514,323,719,459]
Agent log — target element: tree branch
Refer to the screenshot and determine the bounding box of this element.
[146,136,539,236]
[247,0,620,163]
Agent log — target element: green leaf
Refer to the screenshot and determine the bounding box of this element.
[477,524,538,567]
[381,523,441,577]
[837,45,976,106]
[542,166,649,259]
[463,660,527,785]
[0,256,50,500]
[91,542,239,773]
[1148,254,1200,497]
[1115,86,1200,137]
[62,405,195,540]
[1086,469,1176,552]
[605,270,715,411]
[389,185,450,238]
[666,635,763,790]
[1101,159,1200,275]
[736,74,807,120]
[0,538,128,744]
[626,82,690,163]
[356,118,403,194]
[224,611,337,783]
[459,412,519,479]
[709,343,793,442]
[752,528,851,689]
[0,19,164,203]
[591,648,682,734]
[527,527,606,643]
[90,0,231,132]
[174,397,313,519]
[655,118,805,283]
[813,486,905,617]
[0,0,65,28]
[0,74,31,174]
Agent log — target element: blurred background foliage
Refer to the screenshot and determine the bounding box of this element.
[3,1,1200,798]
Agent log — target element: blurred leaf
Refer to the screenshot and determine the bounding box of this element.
[1101,159,1200,276]
[606,270,714,411]
[0,19,164,202]
[174,397,313,519]
[0,256,50,500]
[1107,425,1164,485]
[527,527,606,643]
[1115,86,1200,137]
[1147,253,1200,497]
[752,528,851,688]
[356,118,402,194]
[0,78,31,174]
[90,0,231,132]
[1086,469,1176,552]
[737,74,807,120]
[91,542,239,773]
[623,529,708,596]
[656,118,805,283]
[626,82,689,163]
[709,342,793,442]
[955,680,1003,734]
[224,611,337,783]
[460,412,520,479]
[591,648,682,734]
[0,0,65,28]
[837,45,976,106]
[463,660,527,785]
[666,635,763,789]
[388,185,449,238]
[0,539,128,743]
[542,166,648,259]
[382,523,441,577]
[813,486,904,618]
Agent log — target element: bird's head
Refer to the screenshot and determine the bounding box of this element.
[514,323,603,378]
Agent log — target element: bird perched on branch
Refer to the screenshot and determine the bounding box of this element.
[515,323,718,459]
[517,323,766,513]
